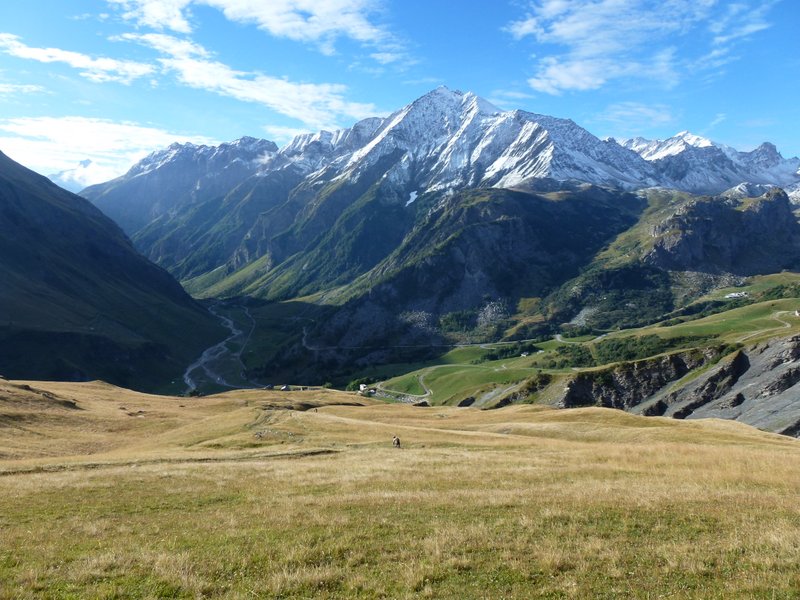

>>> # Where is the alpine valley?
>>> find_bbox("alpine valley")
[6,87,800,433]
[0,150,226,391]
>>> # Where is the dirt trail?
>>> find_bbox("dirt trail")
[736,310,796,343]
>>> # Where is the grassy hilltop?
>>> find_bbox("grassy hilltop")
[1,379,799,598]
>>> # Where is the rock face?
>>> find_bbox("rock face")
[648,335,800,436]
[555,335,800,436]
[559,350,715,410]
[645,189,800,275]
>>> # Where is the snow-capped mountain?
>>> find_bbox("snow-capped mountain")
[82,136,278,235]
[85,88,800,225]
[620,131,800,194]
[82,86,800,296]
[281,87,659,193]
[129,135,277,178]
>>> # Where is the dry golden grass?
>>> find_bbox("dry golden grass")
[1,378,799,598]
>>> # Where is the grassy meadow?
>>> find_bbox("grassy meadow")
[1,378,799,598]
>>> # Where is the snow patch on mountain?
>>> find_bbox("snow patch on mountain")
[129,137,278,180]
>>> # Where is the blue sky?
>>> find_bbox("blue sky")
[0,0,797,187]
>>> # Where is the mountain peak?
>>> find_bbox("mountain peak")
[412,87,499,116]
[674,131,714,148]
[620,131,716,161]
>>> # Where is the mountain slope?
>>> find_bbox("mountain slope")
[542,187,800,331]
[0,150,225,390]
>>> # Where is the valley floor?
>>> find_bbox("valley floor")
[1,379,799,598]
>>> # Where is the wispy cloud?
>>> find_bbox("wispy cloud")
[707,112,727,130]
[0,82,47,95]
[262,125,313,144]
[401,76,442,86]
[0,116,216,186]
[507,0,776,95]
[121,32,378,130]
[107,0,193,34]
[743,117,778,128]
[694,0,778,70]
[709,1,776,44]
[108,0,400,57]
[0,33,154,84]
[487,88,536,110]
[595,102,677,136]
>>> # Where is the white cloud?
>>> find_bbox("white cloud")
[0,116,215,186]
[710,1,776,44]
[0,33,154,84]
[707,112,727,129]
[370,52,404,65]
[487,88,536,110]
[693,0,777,72]
[262,125,313,144]
[48,160,124,192]
[0,82,46,95]
[108,0,396,55]
[107,0,193,34]
[507,0,774,95]
[595,102,677,136]
[122,33,378,130]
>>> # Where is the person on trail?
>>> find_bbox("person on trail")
[392,435,401,449]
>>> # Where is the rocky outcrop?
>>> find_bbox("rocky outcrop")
[558,349,716,410]
[556,335,800,437]
[645,189,800,275]
[652,335,800,435]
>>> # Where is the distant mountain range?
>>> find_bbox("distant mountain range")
[618,131,800,195]
[77,87,800,381]
[0,150,224,390]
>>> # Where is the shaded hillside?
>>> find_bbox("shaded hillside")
[0,151,225,391]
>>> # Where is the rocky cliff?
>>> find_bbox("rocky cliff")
[554,334,800,436]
